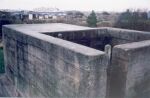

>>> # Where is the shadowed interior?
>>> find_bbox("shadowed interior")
[44,31,112,51]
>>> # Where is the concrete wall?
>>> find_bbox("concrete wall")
[107,28,150,46]
[44,27,150,98]
[107,40,150,98]
[2,24,150,98]
[45,28,150,51]
[2,26,108,98]
[44,28,109,51]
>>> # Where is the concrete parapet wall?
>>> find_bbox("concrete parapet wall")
[107,40,150,98]
[2,25,108,98]
[2,23,150,98]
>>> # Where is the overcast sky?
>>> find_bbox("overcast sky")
[0,0,150,12]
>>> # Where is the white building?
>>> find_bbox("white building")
[28,14,33,20]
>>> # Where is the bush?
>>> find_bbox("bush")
[115,9,150,31]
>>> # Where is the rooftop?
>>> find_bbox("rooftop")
[4,23,93,33]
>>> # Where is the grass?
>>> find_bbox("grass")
[0,47,4,73]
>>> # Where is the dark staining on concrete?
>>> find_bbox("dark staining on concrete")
[1,23,150,98]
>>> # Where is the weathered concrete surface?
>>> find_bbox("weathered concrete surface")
[2,23,150,98]
[2,23,108,98]
[4,23,92,33]
[44,29,109,51]
[107,40,150,98]
[0,74,20,97]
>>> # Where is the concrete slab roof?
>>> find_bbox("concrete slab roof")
[4,23,94,33]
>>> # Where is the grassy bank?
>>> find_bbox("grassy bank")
[0,48,4,73]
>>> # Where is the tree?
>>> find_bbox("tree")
[87,10,97,27]
[114,9,150,31]
[0,11,13,39]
